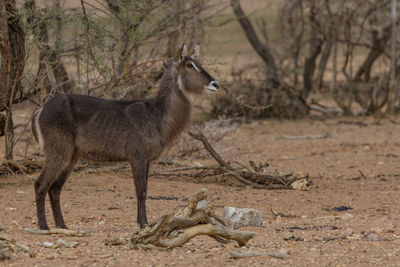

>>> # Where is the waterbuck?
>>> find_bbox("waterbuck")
[31,44,219,230]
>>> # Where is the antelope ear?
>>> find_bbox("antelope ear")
[174,43,188,62]
[192,44,200,58]
[182,44,188,58]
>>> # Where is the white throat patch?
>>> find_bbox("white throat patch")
[177,75,194,101]
[177,75,184,91]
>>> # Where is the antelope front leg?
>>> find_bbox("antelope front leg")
[131,160,149,227]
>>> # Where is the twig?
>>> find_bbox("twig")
[24,228,87,237]
[280,133,330,140]
[0,231,30,252]
[188,131,228,168]
[229,250,289,259]
[359,170,368,179]
[221,84,271,111]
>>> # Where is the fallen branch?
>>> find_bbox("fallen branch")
[279,133,330,140]
[25,228,87,237]
[229,250,289,259]
[0,230,30,260]
[129,188,254,250]
[186,130,305,189]
[0,160,43,175]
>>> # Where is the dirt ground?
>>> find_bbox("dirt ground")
[1,115,400,266]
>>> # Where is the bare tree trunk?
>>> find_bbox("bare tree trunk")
[25,0,72,96]
[355,23,392,82]
[4,109,14,159]
[387,0,398,114]
[231,0,309,119]
[285,0,305,89]
[302,3,323,100]
[0,0,25,160]
[231,0,279,85]
[316,24,334,91]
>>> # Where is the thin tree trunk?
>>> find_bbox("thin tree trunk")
[302,2,323,100]
[0,0,25,160]
[316,24,334,91]
[231,0,279,85]
[25,0,72,95]
[355,24,392,82]
[387,0,398,114]
[5,109,14,160]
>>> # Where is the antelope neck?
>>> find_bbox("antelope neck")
[153,62,192,145]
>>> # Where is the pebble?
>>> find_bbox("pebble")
[43,242,55,248]
[370,227,383,234]
[46,253,57,259]
[346,234,361,240]
[279,248,289,255]
[343,229,354,237]
[364,232,380,241]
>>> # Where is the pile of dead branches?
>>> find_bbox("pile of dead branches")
[0,230,30,261]
[0,160,43,176]
[129,188,254,250]
[155,131,309,190]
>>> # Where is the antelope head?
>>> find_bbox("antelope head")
[174,43,219,94]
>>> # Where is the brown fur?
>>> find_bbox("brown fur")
[31,45,218,229]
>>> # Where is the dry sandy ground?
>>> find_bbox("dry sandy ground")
[1,116,400,266]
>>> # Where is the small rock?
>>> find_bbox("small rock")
[45,253,57,259]
[279,248,289,255]
[315,236,325,242]
[224,207,263,229]
[196,200,208,210]
[364,231,380,241]
[370,227,383,234]
[334,213,353,220]
[332,206,352,212]
[346,234,361,240]
[291,179,311,191]
[57,239,79,248]
[343,228,354,237]
[42,242,55,248]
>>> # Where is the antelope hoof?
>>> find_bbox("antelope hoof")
[39,224,50,230]
[138,220,148,229]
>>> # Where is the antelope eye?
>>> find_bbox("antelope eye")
[186,63,193,68]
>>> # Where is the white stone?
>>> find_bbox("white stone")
[196,200,208,210]
[223,207,263,229]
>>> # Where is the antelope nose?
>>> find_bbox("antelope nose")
[211,81,219,90]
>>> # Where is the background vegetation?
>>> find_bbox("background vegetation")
[0,0,399,160]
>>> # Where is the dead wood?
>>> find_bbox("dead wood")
[279,133,330,140]
[0,230,30,260]
[0,160,43,175]
[229,250,289,259]
[129,188,254,250]
[186,130,305,189]
[24,228,87,237]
